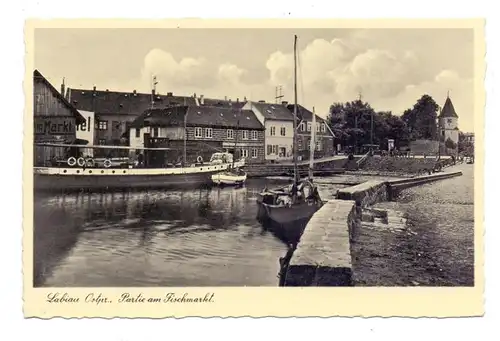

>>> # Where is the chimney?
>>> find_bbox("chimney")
[167,92,173,97]
[93,86,96,91]
[282,101,288,106]
[60,78,65,96]
[133,90,137,96]
[193,93,197,98]
[236,98,239,103]
[200,95,204,105]
[106,89,109,92]
[244,96,247,101]
[224,96,227,101]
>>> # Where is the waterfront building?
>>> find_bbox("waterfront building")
[463,132,474,144]
[242,101,295,162]
[438,94,459,146]
[64,87,196,154]
[33,70,86,166]
[196,94,247,109]
[127,105,265,166]
[286,104,335,159]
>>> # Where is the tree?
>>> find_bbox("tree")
[401,94,439,140]
[458,131,474,156]
[326,100,409,152]
[445,137,457,150]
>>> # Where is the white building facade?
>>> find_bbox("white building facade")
[243,101,295,161]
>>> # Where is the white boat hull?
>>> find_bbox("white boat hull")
[211,171,247,186]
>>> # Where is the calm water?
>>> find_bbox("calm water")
[351,163,475,286]
[34,178,345,287]
[33,166,474,287]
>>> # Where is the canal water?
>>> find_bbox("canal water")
[351,163,475,286]
[34,177,348,287]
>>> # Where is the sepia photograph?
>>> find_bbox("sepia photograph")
[23,19,484,317]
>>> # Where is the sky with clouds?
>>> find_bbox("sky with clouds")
[35,28,475,132]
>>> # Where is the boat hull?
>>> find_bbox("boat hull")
[261,202,321,226]
[33,160,244,193]
[211,172,247,186]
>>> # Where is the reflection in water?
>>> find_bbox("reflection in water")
[34,167,473,287]
[35,179,340,287]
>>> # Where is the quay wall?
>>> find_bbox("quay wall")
[283,200,359,286]
[245,156,349,177]
[283,170,463,287]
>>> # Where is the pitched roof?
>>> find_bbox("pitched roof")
[286,104,326,123]
[199,98,247,109]
[130,106,265,130]
[33,70,86,125]
[248,101,295,121]
[439,97,458,118]
[66,88,197,115]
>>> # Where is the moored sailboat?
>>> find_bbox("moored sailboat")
[256,35,324,228]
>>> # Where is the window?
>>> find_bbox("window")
[251,148,258,158]
[447,118,453,125]
[242,130,249,140]
[307,122,311,132]
[98,139,106,145]
[316,139,322,151]
[270,126,276,136]
[320,123,326,133]
[299,122,306,132]
[195,127,203,138]
[251,130,258,140]
[316,122,321,132]
[98,120,108,130]
[267,145,273,155]
[135,128,140,138]
[298,138,303,151]
[205,128,213,138]
[112,121,120,131]
[152,127,159,137]
[280,127,286,136]
[227,129,234,139]
[272,145,278,154]
[241,149,249,158]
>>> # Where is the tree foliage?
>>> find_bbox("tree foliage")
[458,132,474,156]
[445,137,457,150]
[326,99,408,151]
[401,94,439,140]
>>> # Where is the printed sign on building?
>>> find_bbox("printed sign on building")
[34,116,76,136]
[76,110,95,157]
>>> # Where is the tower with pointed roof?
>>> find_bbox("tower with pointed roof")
[438,94,459,146]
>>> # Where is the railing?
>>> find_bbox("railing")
[356,151,371,167]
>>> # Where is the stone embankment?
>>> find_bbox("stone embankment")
[283,200,358,286]
[282,169,463,287]
[245,156,349,177]
[360,156,454,175]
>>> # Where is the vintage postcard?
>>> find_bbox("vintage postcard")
[23,18,485,318]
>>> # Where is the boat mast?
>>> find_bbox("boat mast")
[308,107,316,180]
[293,34,299,184]
[233,108,239,168]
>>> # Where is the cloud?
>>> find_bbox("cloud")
[104,41,476,132]
[217,63,247,85]
[371,70,474,132]
[140,48,214,89]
